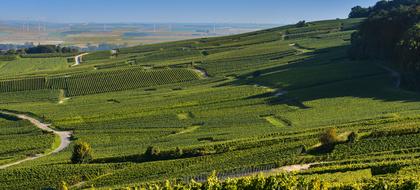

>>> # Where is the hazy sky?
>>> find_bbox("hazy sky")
[0,0,378,24]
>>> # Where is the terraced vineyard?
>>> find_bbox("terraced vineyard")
[0,16,419,190]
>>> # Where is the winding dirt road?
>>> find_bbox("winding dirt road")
[0,111,72,169]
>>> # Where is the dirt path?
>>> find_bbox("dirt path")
[0,111,72,169]
[289,43,312,54]
[273,163,318,172]
[72,53,89,67]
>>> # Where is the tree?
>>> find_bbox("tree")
[396,25,420,72]
[349,0,420,90]
[295,20,307,28]
[71,141,93,164]
[348,6,370,18]
[26,45,57,54]
[319,128,339,146]
[25,45,78,54]
[201,50,209,56]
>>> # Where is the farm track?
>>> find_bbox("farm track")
[72,53,89,66]
[0,111,72,169]
[289,43,312,54]
[193,67,209,78]
[201,162,323,183]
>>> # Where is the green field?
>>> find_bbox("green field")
[0,18,419,189]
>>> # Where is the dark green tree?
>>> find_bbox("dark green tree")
[348,6,370,18]
[295,20,307,28]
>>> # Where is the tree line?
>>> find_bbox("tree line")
[348,0,420,90]
[1,45,79,55]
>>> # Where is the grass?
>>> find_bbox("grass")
[263,116,286,128]
[0,18,419,189]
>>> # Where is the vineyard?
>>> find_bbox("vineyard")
[0,57,69,77]
[0,16,420,190]
[0,68,201,96]
[0,116,54,166]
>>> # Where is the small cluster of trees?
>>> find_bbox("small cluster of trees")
[26,45,79,54]
[348,6,370,18]
[295,20,307,28]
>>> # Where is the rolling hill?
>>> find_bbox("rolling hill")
[0,16,419,189]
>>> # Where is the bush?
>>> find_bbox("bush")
[145,146,161,158]
[70,141,93,164]
[201,50,209,56]
[172,147,183,158]
[319,128,339,146]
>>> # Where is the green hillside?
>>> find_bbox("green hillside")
[0,16,419,189]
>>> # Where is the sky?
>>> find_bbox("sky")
[0,0,378,24]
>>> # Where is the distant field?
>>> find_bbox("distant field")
[0,22,275,47]
[0,18,420,189]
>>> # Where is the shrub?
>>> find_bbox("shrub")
[173,147,183,158]
[145,146,161,158]
[347,132,358,143]
[70,141,93,164]
[319,128,339,146]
